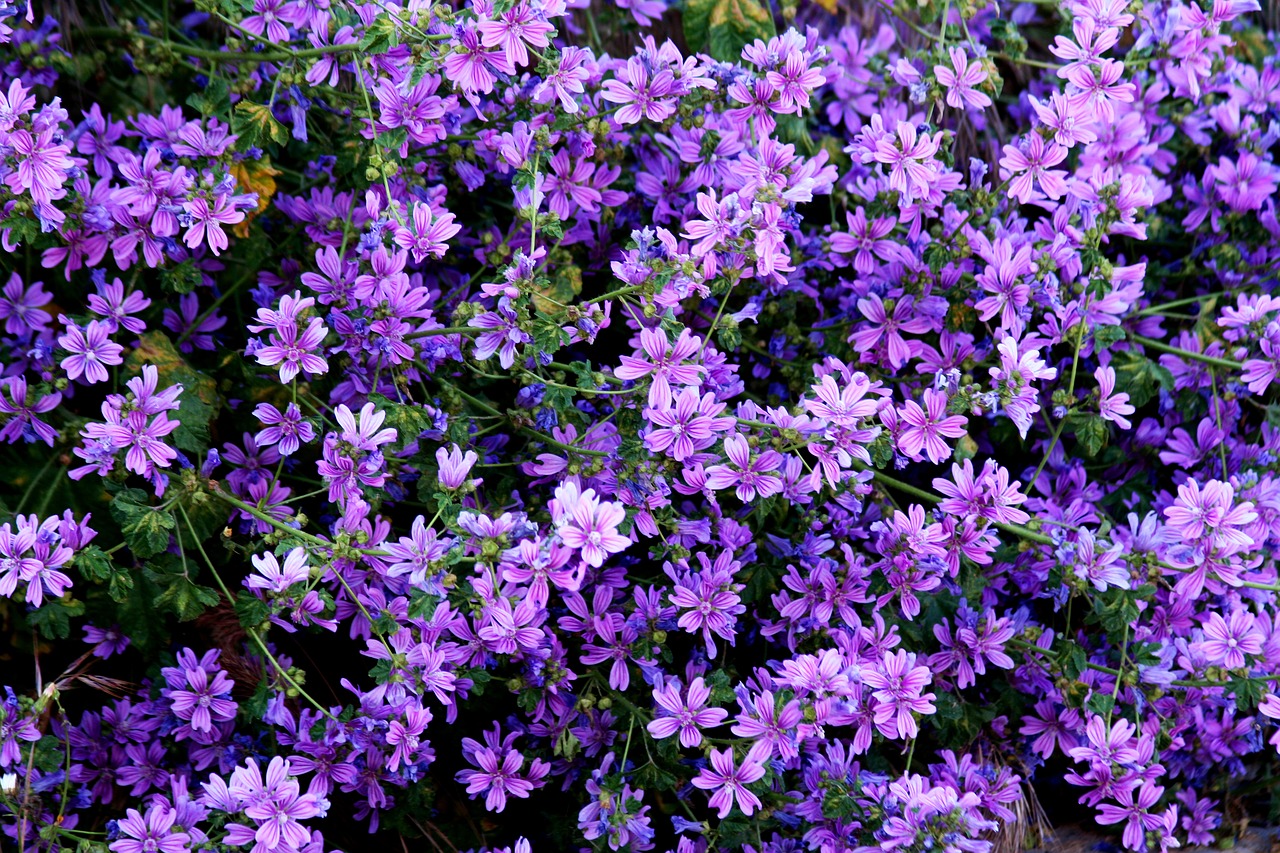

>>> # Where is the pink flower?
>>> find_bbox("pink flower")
[1162,478,1257,555]
[1198,610,1263,669]
[999,134,1069,204]
[872,120,941,201]
[691,748,766,818]
[934,47,991,109]
[616,327,704,409]
[896,388,968,464]
[646,677,728,748]
[706,434,784,503]
[394,202,461,263]
[554,484,630,568]
[862,649,936,740]
[1095,366,1135,430]
[183,195,245,256]
[601,56,677,125]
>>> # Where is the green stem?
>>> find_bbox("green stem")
[177,503,340,721]
[1129,334,1243,370]
[210,484,390,556]
[405,326,482,340]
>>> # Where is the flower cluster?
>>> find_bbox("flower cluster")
[1,0,1279,852]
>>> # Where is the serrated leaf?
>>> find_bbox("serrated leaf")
[186,76,230,118]
[707,0,776,64]
[126,331,222,453]
[232,101,289,150]
[1075,414,1108,458]
[74,545,135,602]
[28,596,85,639]
[180,488,230,545]
[1093,323,1126,352]
[145,555,220,621]
[235,591,271,629]
[1086,692,1115,716]
[684,0,716,51]
[358,15,400,54]
[0,213,40,246]
[110,489,176,559]
[230,156,281,238]
[161,261,203,295]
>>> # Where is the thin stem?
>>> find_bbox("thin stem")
[177,503,340,721]
[211,484,390,556]
[1129,334,1243,370]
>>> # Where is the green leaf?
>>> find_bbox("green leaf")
[683,0,716,53]
[180,487,229,546]
[125,331,222,453]
[376,127,408,152]
[1093,324,1127,352]
[232,101,289,150]
[110,489,176,559]
[707,0,776,64]
[73,545,135,602]
[0,213,41,246]
[28,596,86,639]
[1074,414,1108,458]
[531,314,568,357]
[1086,692,1115,716]
[368,394,433,454]
[144,554,220,621]
[186,76,230,118]
[235,591,271,630]
[358,15,400,54]
[161,261,203,295]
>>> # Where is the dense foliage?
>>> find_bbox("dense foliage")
[1,0,1279,850]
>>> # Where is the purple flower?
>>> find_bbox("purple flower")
[0,273,52,335]
[59,318,124,384]
[554,483,630,568]
[108,804,190,853]
[386,705,433,772]
[934,47,991,109]
[393,202,461,263]
[227,756,328,851]
[248,547,310,594]
[602,56,677,125]
[862,650,937,740]
[1095,366,1135,430]
[253,402,316,456]
[872,121,942,201]
[161,650,238,738]
[105,410,181,479]
[1197,610,1262,669]
[0,375,60,446]
[88,276,151,334]
[455,739,549,813]
[616,327,704,409]
[436,444,480,491]
[644,386,734,461]
[1096,781,1165,851]
[999,134,1069,204]
[896,388,968,464]
[5,126,73,204]
[469,303,530,369]
[706,435,784,502]
[183,194,245,256]
[83,623,130,658]
[646,677,728,748]
[1163,479,1256,555]
[257,317,329,384]
[691,748,765,819]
